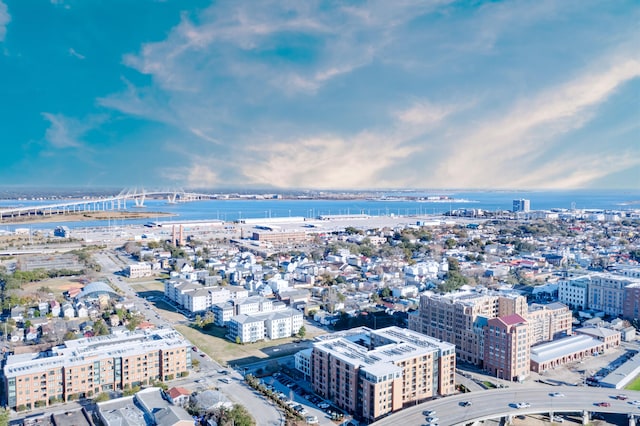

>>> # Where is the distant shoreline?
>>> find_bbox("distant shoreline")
[0,210,175,225]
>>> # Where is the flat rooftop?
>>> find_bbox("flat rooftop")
[314,326,454,371]
[4,328,190,377]
[531,334,602,364]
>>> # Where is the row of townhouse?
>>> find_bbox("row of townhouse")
[2,329,191,410]
[408,288,573,382]
[296,326,455,424]
[558,272,640,319]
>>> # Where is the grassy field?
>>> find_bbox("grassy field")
[175,324,304,367]
[626,374,640,391]
[129,279,166,291]
[15,277,85,300]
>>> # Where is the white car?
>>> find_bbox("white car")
[550,392,565,397]
[515,402,531,409]
[552,415,564,423]
[630,400,640,405]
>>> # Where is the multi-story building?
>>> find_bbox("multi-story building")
[164,278,249,314]
[182,287,231,313]
[252,230,308,245]
[512,199,530,213]
[309,327,455,423]
[588,273,640,316]
[409,290,527,365]
[227,308,303,343]
[483,314,529,381]
[558,276,590,310]
[295,348,313,381]
[527,302,572,345]
[228,315,265,343]
[623,284,640,321]
[126,262,152,278]
[2,329,191,410]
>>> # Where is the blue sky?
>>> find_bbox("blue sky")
[0,0,638,190]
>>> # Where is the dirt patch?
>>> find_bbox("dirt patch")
[15,277,87,299]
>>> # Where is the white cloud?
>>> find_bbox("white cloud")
[68,48,85,59]
[0,1,10,42]
[241,130,419,189]
[509,152,640,189]
[42,113,104,149]
[431,56,640,189]
[396,101,458,127]
[96,0,639,189]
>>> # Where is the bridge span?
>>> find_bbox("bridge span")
[0,188,217,221]
[371,387,640,426]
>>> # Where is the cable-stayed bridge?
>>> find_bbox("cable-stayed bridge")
[0,188,216,221]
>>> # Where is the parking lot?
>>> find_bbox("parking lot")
[260,372,351,426]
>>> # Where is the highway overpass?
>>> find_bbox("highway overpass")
[371,387,640,426]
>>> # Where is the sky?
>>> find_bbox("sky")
[0,0,638,191]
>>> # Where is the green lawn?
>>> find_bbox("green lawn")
[175,324,301,367]
[626,374,640,391]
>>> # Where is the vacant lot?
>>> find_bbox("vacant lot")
[130,279,165,291]
[175,324,322,367]
[15,277,86,300]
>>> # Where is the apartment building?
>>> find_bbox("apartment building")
[623,284,640,321]
[483,314,530,382]
[164,278,249,314]
[309,326,455,423]
[126,262,152,278]
[527,302,572,345]
[588,273,640,316]
[409,290,527,365]
[558,276,590,310]
[228,308,303,343]
[2,329,191,410]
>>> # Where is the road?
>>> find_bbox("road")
[92,250,286,425]
[372,387,640,426]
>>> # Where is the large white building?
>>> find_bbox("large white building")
[164,278,248,314]
[558,276,590,310]
[558,273,640,317]
[227,308,303,343]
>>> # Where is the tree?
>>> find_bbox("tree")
[63,331,77,341]
[298,325,306,339]
[93,392,110,403]
[447,257,460,272]
[444,238,457,249]
[93,320,109,336]
[380,287,392,298]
